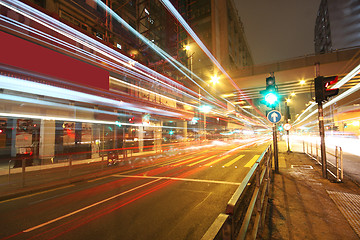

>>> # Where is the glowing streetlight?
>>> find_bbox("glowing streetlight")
[290,92,296,97]
[300,80,306,85]
[211,75,220,85]
[184,45,190,51]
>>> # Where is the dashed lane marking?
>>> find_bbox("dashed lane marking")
[113,174,241,186]
[187,155,217,167]
[223,155,245,167]
[244,155,260,168]
[204,154,232,167]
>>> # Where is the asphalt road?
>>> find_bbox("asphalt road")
[0,139,270,240]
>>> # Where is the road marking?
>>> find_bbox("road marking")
[114,174,241,186]
[244,155,260,168]
[23,179,161,232]
[223,155,245,167]
[0,185,74,204]
[187,155,217,167]
[204,154,231,167]
[87,175,113,183]
[171,155,205,167]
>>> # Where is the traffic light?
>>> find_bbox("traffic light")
[314,76,339,103]
[260,76,279,107]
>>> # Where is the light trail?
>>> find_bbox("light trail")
[94,0,226,109]
[0,0,219,109]
[159,0,265,118]
[0,0,267,127]
[293,64,360,127]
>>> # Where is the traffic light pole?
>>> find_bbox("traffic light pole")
[317,102,327,178]
[273,123,279,173]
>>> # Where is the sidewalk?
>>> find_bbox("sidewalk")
[263,141,360,239]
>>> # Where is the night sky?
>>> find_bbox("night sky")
[235,0,321,65]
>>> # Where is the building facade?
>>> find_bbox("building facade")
[183,0,253,82]
[315,0,360,54]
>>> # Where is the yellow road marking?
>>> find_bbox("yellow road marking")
[244,155,260,168]
[0,185,74,204]
[187,155,217,167]
[171,155,206,167]
[223,155,245,167]
[204,154,232,167]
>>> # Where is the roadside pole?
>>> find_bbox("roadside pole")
[317,101,327,178]
[267,110,281,173]
[273,123,279,173]
[314,63,339,179]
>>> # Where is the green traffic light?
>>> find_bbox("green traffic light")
[265,92,278,105]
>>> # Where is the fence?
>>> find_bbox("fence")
[201,145,272,240]
[303,141,343,182]
[0,141,195,194]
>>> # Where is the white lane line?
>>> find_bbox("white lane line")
[23,178,161,232]
[113,174,241,186]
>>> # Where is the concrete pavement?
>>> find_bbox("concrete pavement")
[262,141,360,239]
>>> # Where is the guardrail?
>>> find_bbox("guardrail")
[201,145,273,240]
[303,141,343,182]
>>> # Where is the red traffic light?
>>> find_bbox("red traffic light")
[314,76,339,103]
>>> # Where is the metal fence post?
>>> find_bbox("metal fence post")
[335,146,339,182]
[8,160,11,184]
[303,141,305,153]
[22,158,26,188]
[69,156,72,177]
[316,143,319,161]
[340,147,343,181]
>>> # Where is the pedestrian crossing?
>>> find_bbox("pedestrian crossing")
[164,153,262,168]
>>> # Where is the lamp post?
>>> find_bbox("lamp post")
[199,105,212,140]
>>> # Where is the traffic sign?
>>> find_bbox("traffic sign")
[267,110,282,123]
[283,123,292,131]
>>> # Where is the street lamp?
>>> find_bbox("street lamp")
[199,105,212,140]
[211,74,220,85]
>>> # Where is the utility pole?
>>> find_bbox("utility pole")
[314,63,339,178]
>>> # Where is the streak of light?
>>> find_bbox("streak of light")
[0,0,223,109]
[0,111,185,130]
[1,14,203,109]
[293,64,360,127]
[0,93,130,118]
[110,76,197,109]
[23,179,163,232]
[94,0,226,109]
[0,75,174,116]
[159,0,265,118]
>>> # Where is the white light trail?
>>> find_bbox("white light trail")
[94,0,226,109]
[0,75,182,117]
[293,64,360,127]
[0,0,213,108]
[159,0,263,117]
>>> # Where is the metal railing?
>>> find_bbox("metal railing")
[201,145,273,240]
[303,141,343,182]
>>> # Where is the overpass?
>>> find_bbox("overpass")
[219,48,360,124]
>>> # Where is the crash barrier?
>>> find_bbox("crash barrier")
[201,145,273,240]
[303,141,343,182]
